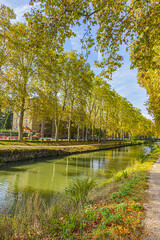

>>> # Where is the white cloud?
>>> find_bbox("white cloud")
[69,29,84,53]
[70,37,82,53]
[6,1,41,23]
[143,112,153,120]
[14,4,32,22]
[0,0,12,7]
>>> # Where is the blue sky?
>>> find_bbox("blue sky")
[1,0,152,119]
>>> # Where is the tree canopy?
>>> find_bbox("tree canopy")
[0,2,159,140]
[27,0,159,73]
[26,0,160,128]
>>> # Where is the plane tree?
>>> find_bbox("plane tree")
[64,51,93,141]
[135,46,160,131]
[0,5,15,114]
[0,22,36,141]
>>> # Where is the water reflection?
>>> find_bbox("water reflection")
[0,144,153,212]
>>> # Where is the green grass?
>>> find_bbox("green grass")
[0,139,130,146]
[0,148,159,239]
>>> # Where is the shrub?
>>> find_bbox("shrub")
[65,177,97,206]
[115,170,128,182]
[136,149,147,163]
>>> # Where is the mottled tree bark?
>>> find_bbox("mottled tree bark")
[77,122,80,141]
[41,120,45,138]
[85,127,88,141]
[18,107,25,142]
[55,119,59,142]
[68,118,71,142]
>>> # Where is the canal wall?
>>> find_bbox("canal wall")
[0,141,140,166]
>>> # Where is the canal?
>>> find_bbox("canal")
[0,143,157,212]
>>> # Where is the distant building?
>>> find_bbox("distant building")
[12,112,56,137]
[12,112,74,138]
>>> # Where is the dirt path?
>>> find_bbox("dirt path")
[142,156,160,239]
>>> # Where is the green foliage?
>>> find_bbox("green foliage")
[111,175,146,200]
[98,212,122,227]
[3,111,13,130]
[136,149,147,163]
[115,170,128,182]
[130,136,137,143]
[152,145,160,154]
[82,205,97,221]
[116,203,127,211]
[130,202,144,211]
[0,112,7,129]
[0,130,17,133]
[65,177,97,206]
[0,157,4,163]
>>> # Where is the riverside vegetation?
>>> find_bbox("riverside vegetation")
[0,145,160,239]
[0,139,144,165]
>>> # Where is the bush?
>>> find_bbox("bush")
[65,177,97,206]
[130,136,137,143]
[136,149,147,163]
[115,170,128,182]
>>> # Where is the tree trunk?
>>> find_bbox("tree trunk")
[85,127,88,141]
[99,127,101,142]
[18,108,25,142]
[55,119,59,142]
[106,128,108,140]
[51,118,55,138]
[41,120,45,139]
[68,118,71,142]
[92,124,95,141]
[122,130,124,140]
[18,74,27,142]
[77,123,80,141]
[115,131,117,140]
[116,131,119,140]
[112,131,114,140]
[82,128,85,140]
[103,129,106,142]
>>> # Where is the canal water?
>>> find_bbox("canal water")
[0,143,158,212]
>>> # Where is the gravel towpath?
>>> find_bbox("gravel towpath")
[142,156,160,239]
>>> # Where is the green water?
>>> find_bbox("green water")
[0,144,153,211]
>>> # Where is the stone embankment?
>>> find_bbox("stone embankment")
[0,141,134,165]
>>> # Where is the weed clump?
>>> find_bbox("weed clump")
[65,177,97,207]
[136,149,148,163]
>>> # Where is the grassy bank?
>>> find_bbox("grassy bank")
[0,140,137,165]
[0,145,160,239]
[0,139,144,147]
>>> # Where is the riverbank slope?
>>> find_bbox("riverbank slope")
[0,140,139,165]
